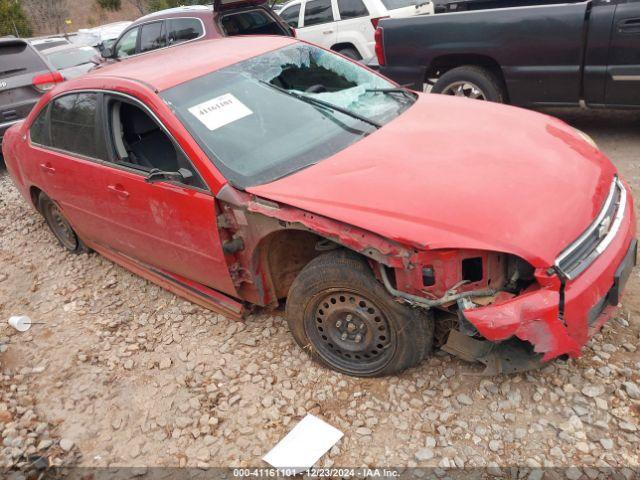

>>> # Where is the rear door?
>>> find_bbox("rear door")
[604,0,640,106]
[0,40,53,142]
[28,92,113,243]
[299,0,338,49]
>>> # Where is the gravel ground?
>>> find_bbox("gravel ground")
[0,108,639,476]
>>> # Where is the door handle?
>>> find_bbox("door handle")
[107,184,130,199]
[39,163,55,174]
[322,30,333,34]
[618,17,640,34]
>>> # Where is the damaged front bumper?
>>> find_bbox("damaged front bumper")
[444,180,637,374]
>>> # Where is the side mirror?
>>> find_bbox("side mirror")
[101,46,113,59]
[145,168,194,184]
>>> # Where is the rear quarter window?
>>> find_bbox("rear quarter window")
[30,106,51,146]
[0,42,49,78]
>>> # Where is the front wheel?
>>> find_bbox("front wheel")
[286,250,434,377]
[432,66,506,103]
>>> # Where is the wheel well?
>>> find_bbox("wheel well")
[331,43,362,58]
[428,55,507,95]
[29,186,42,211]
[254,230,325,301]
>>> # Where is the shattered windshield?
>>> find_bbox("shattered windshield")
[161,43,415,188]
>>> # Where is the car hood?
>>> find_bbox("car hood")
[247,94,616,267]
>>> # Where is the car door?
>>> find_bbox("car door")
[86,94,236,296]
[604,0,640,106]
[299,0,338,49]
[28,92,115,244]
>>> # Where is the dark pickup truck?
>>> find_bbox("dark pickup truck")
[375,0,640,108]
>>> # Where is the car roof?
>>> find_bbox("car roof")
[134,5,213,24]
[87,36,297,92]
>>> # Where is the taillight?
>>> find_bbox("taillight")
[370,16,389,29]
[374,27,385,66]
[32,71,64,92]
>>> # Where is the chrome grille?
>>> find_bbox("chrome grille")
[555,177,626,280]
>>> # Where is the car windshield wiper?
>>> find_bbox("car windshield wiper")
[259,80,381,129]
[366,88,415,101]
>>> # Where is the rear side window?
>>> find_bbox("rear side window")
[280,4,301,27]
[0,42,48,79]
[50,93,107,160]
[337,0,369,18]
[167,18,204,45]
[221,10,286,36]
[139,21,166,53]
[304,0,334,26]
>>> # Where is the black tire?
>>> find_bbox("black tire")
[432,66,506,103]
[336,47,362,61]
[38,192,88,254]
[286,250,434,377]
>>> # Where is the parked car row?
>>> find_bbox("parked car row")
[2,26,637,377]
[374,0,640,109]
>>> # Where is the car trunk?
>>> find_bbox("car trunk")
[0,41,52,136]
[214,0,295,37]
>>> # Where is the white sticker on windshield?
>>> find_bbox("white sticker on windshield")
[188,93,253,131]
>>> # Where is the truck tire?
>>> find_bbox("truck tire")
[286,249,434,377]
[432,66,506,103]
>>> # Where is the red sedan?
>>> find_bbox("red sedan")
[2,36,636,377]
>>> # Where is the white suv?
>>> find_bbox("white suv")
[279,0,433,60]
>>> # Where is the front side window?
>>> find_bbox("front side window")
[107,99,206,189]
[167,18,204,45]
[221,10,287,36]
[114,27,139,58]
[139,21,166,53]
[161,43,415,188]
[280,4,301,27]
[303,0,334,26]
[337,0,369,19]
[49,93,106,160]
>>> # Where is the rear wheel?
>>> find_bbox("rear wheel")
[432,66,506,103]
[336,47,362,61]
[38,193,87,253]
[286,250,434,377]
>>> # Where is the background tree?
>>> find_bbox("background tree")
[0,0,32,37]
[21,0,69,34]
[96,0,209,15]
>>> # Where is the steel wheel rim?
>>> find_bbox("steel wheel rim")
[306,290,395,374]
[47,203,77,250]
[441,81,486,100]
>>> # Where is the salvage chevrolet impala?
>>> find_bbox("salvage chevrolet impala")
[2,37,636,377]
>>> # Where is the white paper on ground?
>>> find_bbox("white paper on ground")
[188,93,252,131]
[262,414,343,472]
